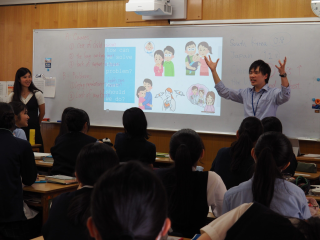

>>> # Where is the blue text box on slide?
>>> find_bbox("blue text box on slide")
[104,47,136,103]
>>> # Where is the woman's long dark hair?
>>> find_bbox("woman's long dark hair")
[12,68,41,102]
[252,132,293,207]
[230,117,263,174]
[168,129,204,221]
[67,143,119,226]
[55,107,76,144]
[91,161,167,240]
[123,107,149,139]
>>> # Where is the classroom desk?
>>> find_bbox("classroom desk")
[35,160,53,168]
[294,171,320,181]
[155,157,174,164]
[23,182,78,224]
[307,195,320,201]
[297,156,320,171]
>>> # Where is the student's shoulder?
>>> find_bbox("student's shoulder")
[225,179,252,197]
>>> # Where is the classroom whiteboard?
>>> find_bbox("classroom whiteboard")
[33,23,320,139]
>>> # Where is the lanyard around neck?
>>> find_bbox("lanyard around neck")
[252,90,264,117]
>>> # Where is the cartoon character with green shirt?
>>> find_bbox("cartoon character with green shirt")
[163,46,175,77]
[185,41,197,75]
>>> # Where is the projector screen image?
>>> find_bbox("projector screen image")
[104,37,223,116]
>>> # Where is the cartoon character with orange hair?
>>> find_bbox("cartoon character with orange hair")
[163,88,176,112]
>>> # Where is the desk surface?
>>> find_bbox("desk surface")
[307,195,320,201]
[23,182,78,193]
[31,144,42,148]
[294,171,320,180]
[35,160,53,168]
[297,156,320,162]
[155,157,174,164]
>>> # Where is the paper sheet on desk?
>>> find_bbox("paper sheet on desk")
[303,154,320,158]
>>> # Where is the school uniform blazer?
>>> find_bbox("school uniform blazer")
[0,129,37,223]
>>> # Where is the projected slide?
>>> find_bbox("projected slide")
[104,37,222,116]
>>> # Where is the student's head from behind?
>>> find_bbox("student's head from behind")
[0,102,15,130]
[230,117,263,174]
[192,86,198,95]
[154,50,164,65]
[198,42,212,57]
[123,107,149,139]
[261,117,283,133]
[87,161,170,240]
[9,101,29,128]
[136,86,146,98]
[170,129,204,168]
[68,142,119,227]
[252,132,293,207]
[143,79,152,92]
[249,60,271,85]
[66,108,90,134]
[206,91,215,105]
[185,41,196,55]
[164,46,175,61]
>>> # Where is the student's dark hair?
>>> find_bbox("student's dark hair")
[296,217,320,240]
[198,41,212,54]
[66,108,90,132]
[230,117,263,174]
[252,132,293,207]
[68,143,119,227]
[261,116,283,133]
[185,41,196,49]
[249,60,271,83]
[12,68,42,102]
[169,129,204,220]
[91,161,167,240]
[55,107,76,144]
[143,78,153,86]
[154,50,164,65]
[192,86,198,90]
[164,46,175,55]
[8,101,27,121]
[136,86,146,98]
[123,107,149,139]
[0,103,15,130]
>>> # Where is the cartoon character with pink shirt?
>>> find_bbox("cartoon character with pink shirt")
[198,41,212,76]
[154,50,164,76]
[136,86,147,110]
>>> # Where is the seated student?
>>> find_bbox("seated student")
[87,161,171,240]
[211,117,263,189]
[51,108,97,176]
[43,143,119,240]
[9,101,29,140]
[114,107,156,166]
[198,202,320,240]
[0,103,39,240]
[262,116,297,176]
[155,129,226,238]
[223,132,311,219]
[54,107,76,144]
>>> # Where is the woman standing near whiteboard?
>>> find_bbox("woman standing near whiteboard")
[9,67,45,152]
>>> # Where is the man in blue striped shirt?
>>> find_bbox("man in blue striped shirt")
[205,57,290,119]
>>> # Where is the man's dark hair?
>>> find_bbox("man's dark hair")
[143,78,152,86]
[185,41,196,50]
[164,46,175,55]
[249,60,271,83]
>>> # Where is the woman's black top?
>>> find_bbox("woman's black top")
[211,147,255,190]
[156,168,208,238]
[114,132,156,165]
[42,187,93,240]
[51,132,97,176]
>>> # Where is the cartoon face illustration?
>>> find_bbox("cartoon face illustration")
[198,45,209,57]
[164,50,174,61]
[192,88,198,95]
[185,44,196,56]
[206,92,216,105]
[154,53,163,65]
[199,90,204,98]
[143,82,152,92]
[145,42,154,51]
[192,54,201,62]
[138,89,146,98]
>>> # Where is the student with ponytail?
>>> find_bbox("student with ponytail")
[211,117,263,189]
[43,142,119,240]
[87,161,171,240]
[156,129,226,238]
[223,132,311,219]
